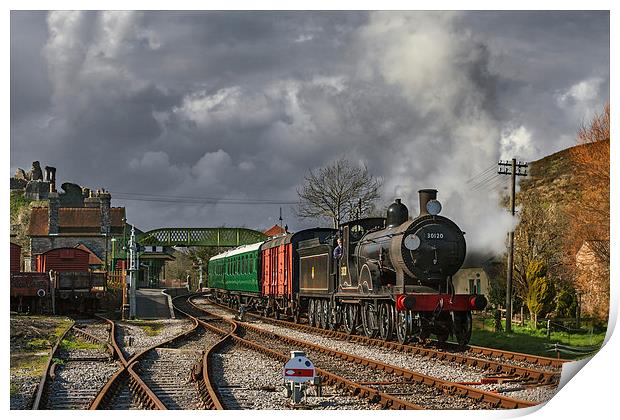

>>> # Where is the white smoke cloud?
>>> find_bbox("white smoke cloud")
[356,12,514,257]
[500,125,538,161]
[556,77,604,122]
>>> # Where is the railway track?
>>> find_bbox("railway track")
[175,293,415,409]
[33,320,119,410]
[194,296,563,385]
[187,294,538,409]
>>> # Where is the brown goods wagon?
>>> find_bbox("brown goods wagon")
[35,247,90,273]
[56,271,107,290]
[260,228,337,299]
[10,242,21,273]
[10,273,50,297]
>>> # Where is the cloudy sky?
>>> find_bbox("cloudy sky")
[10,11,609,254]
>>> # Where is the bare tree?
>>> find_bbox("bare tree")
[568,103,610,264]
[297,158,382,228]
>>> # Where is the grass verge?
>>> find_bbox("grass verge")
[470,316,605,359]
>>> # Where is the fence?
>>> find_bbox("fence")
[160,278,189,289]
[545,342,599,359]
[107,269,127,291]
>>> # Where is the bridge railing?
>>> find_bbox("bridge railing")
[137,227,266,247]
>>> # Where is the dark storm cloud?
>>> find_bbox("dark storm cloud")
[10,11,609,254]
[10,11,51,121]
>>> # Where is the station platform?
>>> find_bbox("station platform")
[135,288,173,319]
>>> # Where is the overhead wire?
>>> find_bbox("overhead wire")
[465,164,496,184]
[471,173,502,191]
[109,191,297,205]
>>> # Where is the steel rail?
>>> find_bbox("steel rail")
[179,294,422,409]
[89,316,169,410]
[31,320,75,410]
[238,320,537,409]
[465,345,566,369]
[172,294,232,410]
[182,296,428,410]
[193,297,538,409]
[204,297,563,382]
[244,312,561,384]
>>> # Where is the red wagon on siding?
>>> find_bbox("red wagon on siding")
[35,247,90,273]
[10,242,21,273]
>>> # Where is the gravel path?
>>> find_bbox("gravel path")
[212,342,382,410]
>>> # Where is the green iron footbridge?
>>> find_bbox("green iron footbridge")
[136,227,266,247]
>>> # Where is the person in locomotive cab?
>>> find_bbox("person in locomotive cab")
[333,237,343,260]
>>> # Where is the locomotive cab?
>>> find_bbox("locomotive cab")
[337,217,385,292]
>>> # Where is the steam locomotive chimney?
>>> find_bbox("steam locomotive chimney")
[418,189,437,217]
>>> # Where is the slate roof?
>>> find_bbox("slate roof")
[28,207,126,236]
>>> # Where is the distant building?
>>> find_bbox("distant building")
[576,240,610,320]
[452,267,490,296]
[263,224,287,237]
[27,189,125,271]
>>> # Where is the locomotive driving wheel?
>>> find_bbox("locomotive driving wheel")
[320,300,330,329]
[308,299,316,327]
[378,303,395,341]
[452,311,472,346]
[361,302,378,338]
[316,300,326,329]
[396,309,411,344]
[342,304,359,335]
[327,301,339,330]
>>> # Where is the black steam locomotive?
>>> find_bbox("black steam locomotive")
[297,189,486,345]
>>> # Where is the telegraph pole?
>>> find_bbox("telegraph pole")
[498,158,528,332]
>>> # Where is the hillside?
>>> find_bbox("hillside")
[517,142,594,207]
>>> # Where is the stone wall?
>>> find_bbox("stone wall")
[24,180,51,200]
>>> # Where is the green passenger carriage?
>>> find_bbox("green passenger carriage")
[207,242,263,293]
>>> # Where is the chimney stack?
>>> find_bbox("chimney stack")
[49,167,56,192]
[48,192,60,234]
[45,166,57,192]
[84,190,100,208]
[99,189,111,235]
[418,189,437,217]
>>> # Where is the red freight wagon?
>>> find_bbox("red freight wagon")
[35,247,90,273]
[259,228,337,314]
[261,235,294,298]
[10,242,21,273]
